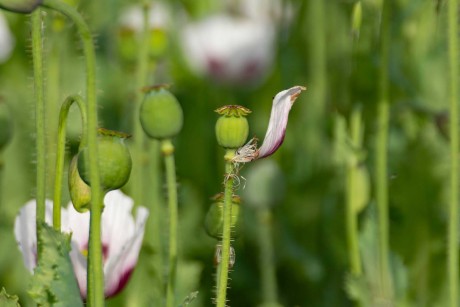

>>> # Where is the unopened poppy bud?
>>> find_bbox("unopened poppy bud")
[140,85,183,139]
[204,193,242,239]
[0,100,13,151]
[78,128,132,191]
[215,105,250,149]
[68,156,91,213]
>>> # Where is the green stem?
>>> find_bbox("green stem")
[448,0,459,305]
[41,0,104,305]
[162,139,178,307]
[52,95,87,230]
[257,208,279,305]
[132,1,151,207]
[216,150,236,307]
[375,0,393,301]
[346,110,363,276]
[31,9,46,258]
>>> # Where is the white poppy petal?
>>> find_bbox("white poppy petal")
[14,199,55,272]
[0,12,14,63]
[257,85,306,159]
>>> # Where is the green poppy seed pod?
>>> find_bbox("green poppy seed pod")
[204,193,242,240]
[78,128,132,191]
[215,105,251,149]
[0,100,13,151]
[68,156,91,213]
[140,85,183,139]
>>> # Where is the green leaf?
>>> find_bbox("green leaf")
[28,222,83,307]
[0,288,20,307]
[0,0,41,13]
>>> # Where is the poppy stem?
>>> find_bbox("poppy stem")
[53,95,88,231]
[31,8,46,259]
[216,150,236,307]
[40,0,104,305]
[375,0,393,302]
[162,139,178,307]
[447,0,459,305]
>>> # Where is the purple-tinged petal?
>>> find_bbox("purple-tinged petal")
[103,192,148,297]
[14,199,55,272]
[257,85,306,159]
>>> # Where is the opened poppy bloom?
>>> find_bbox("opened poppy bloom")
[233,85,306,163]
[14,190,149,298]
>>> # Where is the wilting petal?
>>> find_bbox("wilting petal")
[14,199,55,272]
[257,86,306,159]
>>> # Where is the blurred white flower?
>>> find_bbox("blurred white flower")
[181,14,275,85]
[14,190,149,298]
[0,12,14,63]
[119,2,170,31]
[233,86,306,162]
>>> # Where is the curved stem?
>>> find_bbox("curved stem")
[31,8,46,258]
[216,150,236,307]
[161,139,178,307]
[53,95,87,230]
[448,0,459,305]
[40,0,103,305]
[375,0,393,301]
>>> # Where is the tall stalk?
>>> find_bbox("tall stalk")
[375,0,393,302]
[40,0,104,305]
[31,9,46,258]
[346,110,363,276]
[132,1,151,207]
[161,139,178,307]
[447,0,459,305]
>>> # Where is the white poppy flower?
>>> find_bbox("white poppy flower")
[0,12,14,63]
[181,14,275,85]
[14,190,149,298]
[233,86,306,163]
[119,2,170,31]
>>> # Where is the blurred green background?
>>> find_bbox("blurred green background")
[0,0,454,306]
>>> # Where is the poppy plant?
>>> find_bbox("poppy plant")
[14,190,149,298]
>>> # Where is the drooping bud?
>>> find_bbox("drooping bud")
[215,105,250,149]
[0,99,13,151]
[68,156,91,213]
[204,193,242,239]
[140,85,183,139]
[78,128,132,191]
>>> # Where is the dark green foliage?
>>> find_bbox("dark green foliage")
[28,222,83,307]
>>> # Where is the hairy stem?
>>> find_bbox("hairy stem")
[41,0,104,305]
[162,139,178,307]
[216,150,236,307]
[448,0,459,305]
[53,95,87,230]
[31,9,46,258]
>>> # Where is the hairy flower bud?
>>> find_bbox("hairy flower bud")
[140,85,183,139]
[68,156,91,213]
[204,193,241,239]
[78,128,132,191]
[215,105,250,149]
